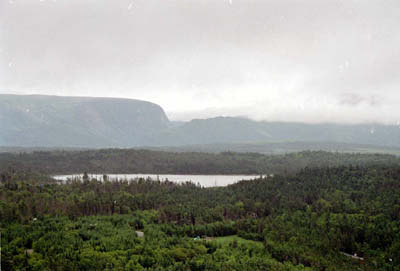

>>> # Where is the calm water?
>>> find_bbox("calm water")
[53,174,261,187]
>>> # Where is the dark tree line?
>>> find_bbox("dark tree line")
[0,149,398,175]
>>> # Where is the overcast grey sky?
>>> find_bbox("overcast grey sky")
[1,0,399,123]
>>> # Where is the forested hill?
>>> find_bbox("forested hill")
[1,149,398,175]
[1,164,400,270]
[1,94,400,148]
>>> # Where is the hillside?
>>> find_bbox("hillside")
[1,95,399,148]
[157,117,400,147]
[0,94,169,147]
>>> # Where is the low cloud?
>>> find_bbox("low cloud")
[1,0,399,124]
[339,93,382,107]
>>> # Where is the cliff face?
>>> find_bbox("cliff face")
[0,94,170,147]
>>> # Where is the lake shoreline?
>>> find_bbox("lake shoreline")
[52,173,264,187]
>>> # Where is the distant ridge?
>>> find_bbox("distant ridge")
[0,94,170,147]
[153,116,400,148]
[1,94,399,148]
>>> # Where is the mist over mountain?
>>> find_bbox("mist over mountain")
[159,117,400,147]
[1,94,399,148]
[0,94,169,147]
[3,0,400,124]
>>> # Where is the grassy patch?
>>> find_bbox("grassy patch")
[214,235,263,247]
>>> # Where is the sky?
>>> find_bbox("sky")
[1,0,400,124]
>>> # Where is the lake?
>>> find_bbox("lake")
[52,174,261,187]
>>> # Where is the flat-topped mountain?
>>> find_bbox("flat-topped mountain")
[0,94,169,147]
[1,94,399,148]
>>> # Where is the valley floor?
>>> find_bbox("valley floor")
[1,152,399,270]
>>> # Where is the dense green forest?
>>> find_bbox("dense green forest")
[1,157,400,270]
[150,141,400,156]
[1,149,399,175]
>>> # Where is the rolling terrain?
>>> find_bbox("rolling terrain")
[1,94,399,149]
